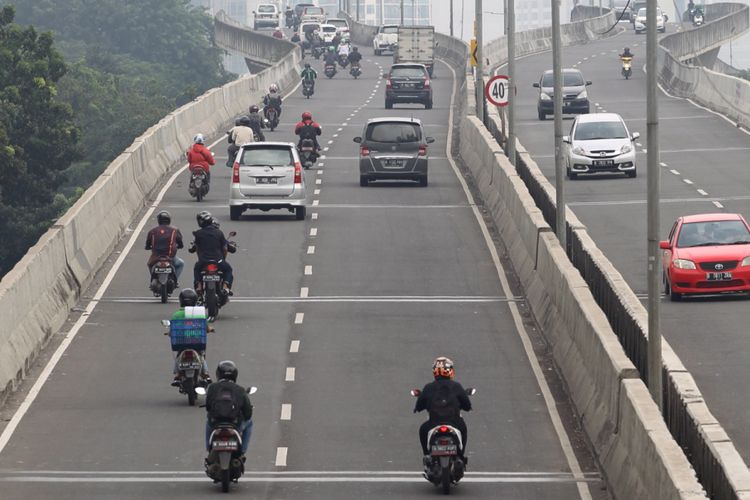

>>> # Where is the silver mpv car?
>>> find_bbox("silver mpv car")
[354,117,435,187]
[229,142,307,220]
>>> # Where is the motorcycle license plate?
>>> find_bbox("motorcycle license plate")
[592,160,615,167]
[212,440,238,450]
[154,267,172,274]
[707,272,732,281]
[203,274,222,282]
[431,444,457,455]
[179,362,201,370]
[256,177,278,184]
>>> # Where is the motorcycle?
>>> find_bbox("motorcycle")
[163,317,208,406]
[193,231,237,320]
[324,63,337,79]
[302,80,315,99]
[264,106,280,132]
[189,167,210,202]
[197,385,258,493]
[350,63,362,79]
[338,53,350,68]
[311,45,324,60]
[621,56,633,80]
[298,138,318,169]
[411,387,477,495]
[693,12,704,26]
[150,256,177,303]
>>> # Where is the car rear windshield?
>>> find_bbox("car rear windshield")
[381,26,398,34]
[677,221,750,247]
[328,19,347,27]
[301,23,320,33]
[541,72,585,87]
[391,66,426,78]
[366,122,422,143]
[573,121,628,140]
[240,147,294,166]
[305,7,324,14]
[258,5,276,12]
[322,26,337,32]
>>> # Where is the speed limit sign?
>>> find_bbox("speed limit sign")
[485,75,509,107]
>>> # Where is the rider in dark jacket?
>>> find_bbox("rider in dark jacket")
[247,105,266,142]
[190,211,234,295]
[205,361,254,454]
[323,46,338,66]
[145,211,184,282]
[347,46,363,65]
[414,357,472,461]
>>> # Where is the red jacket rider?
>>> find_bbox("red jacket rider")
[294,112,322,150]
[186,134,215,173]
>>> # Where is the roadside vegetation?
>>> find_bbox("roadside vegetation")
[0,1,233,276]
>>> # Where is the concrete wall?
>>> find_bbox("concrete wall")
[0,13,301,405]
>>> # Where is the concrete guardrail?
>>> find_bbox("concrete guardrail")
[0,12,301,406]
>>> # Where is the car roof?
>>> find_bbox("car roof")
[258,3,278,7]
[575,112,624,123]
[391,63,427,69]
[242,142,296,148]
[681,213,744,223]
[365,117,424,125]
[327,18,347,22]
[542,68,583,75]
[320,24,336,28]
[381,24,399,28]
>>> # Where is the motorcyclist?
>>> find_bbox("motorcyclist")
[190,211,234,296]
[272,26,284,39]
[295,111,322,152]
[145,211,184,283]
[226,116,255,167]
[619,47,634,59]
[347,46,362,66]
[263,84,283,120]
[284,6,295,27]
[186,134,215,183]
[414,357,472,465]
[169,288,211,386]
[338,40,351,65]
[693,5,704,22]
[205,361,254,457]
[247,105,266,142]
[323,45,338,66]
[688,0,696,21]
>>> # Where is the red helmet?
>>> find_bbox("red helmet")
[301,111,312,121]
[432,357,455,379]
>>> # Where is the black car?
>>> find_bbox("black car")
[385,63,433,109]
[532,68,591,120]
[294,3,315,19]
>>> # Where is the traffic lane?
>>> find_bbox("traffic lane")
[0,301,294,472]
[282,303,586,499]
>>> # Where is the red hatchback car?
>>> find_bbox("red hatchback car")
[661,213,750,300]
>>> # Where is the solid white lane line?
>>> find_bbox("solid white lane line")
[275,448,288,467]
[310,227,317,236]
[312,213,318,220]
[697,189,708,196]
[294,313,304,324]
[0,133,229,455]
[312,200,319,206]
[280,404,292,421]
[714,201,724,208]
[285,367,296,382]
[441,60,591,500]
[304,265,312,276]
[683,179,694,185]
[290,340,300,353]
[0,476,601,484]
[307,245,315,255]
[0,470,600,476]
[300,287,309,298]
[314,189,321,195]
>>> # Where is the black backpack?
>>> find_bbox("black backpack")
[210,387,241,423]
[430,384,459,422]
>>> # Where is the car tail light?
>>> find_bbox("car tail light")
[232,162,240,184]
[386,79,392,89]
[418,145,427,156]
[360,146,370,157]
[439,425,449,433]
[206,264,219,273]
[294,162,302,184]
[423,78,430,89]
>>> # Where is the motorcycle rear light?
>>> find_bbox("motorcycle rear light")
[232,162,240,184]
[437,438,453,445]
[424,78,430,89]
[182,351,194,361]
[386,79,392,89]
[418,145,427,156]
[294,162,302,184]
[439,425,449,433]
[206,264,219,272]
[360,146,370,157]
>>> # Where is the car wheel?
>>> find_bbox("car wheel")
[538,109,546,121]
[254,23,258,30]
[230,206,242,221]
[418,175,428,187]
[374,49,381,56]
[627,169,637,178]
[424,100,433,110]
[385,99,393,109]
[295,206,306,220]
[360,175,369,187]
[664,273,682,301]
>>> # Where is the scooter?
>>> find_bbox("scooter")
[191,231,237,320]
[197,385,258,493]
[324,63,337,79]
[302,80,315,98]
[350,63,362,79]
[162,315,208,406]
[298,139,318,169]
[265,106,280,131]
[621,56,633,80]
[338,53,350,68]
[411,387,477,495]
[693,12,704,26]
[149,256,177,303]
[311,45,324,60]
[189,167,210,201]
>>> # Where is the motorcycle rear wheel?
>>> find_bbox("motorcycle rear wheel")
[206,289,219,319]
[196,188,203,202]
[221,468,230,492]
[184,378,196,406]
[160,284,168,303]
[441,466,451,494]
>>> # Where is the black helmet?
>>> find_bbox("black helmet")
[234,117,242,126]
[197,210,213,228]
[305,62,311,68]
[216,360,238,382]
[156,210,171,225]
[178,288,198,307]
[249,104,259,114]
[239,115,251,127]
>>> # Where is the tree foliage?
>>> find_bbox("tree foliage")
[0,5,81,274]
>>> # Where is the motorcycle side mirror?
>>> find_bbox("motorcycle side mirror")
[229,231,237,238]
[195,386,207,396]
[248,386,258,395]
[532,82,540,88]
[353,137,362,143]
[466,387,477,396]
[410,389,421,397]
[161,320,171,327]
[426,137,435,144]
[631,132,640,140]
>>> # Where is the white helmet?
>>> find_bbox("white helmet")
[269,84,279,94]
[193,133,205,144]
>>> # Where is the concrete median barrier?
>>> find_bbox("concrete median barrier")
[0,12,301,407]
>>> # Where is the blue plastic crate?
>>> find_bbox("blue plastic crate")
[170,318,207,351]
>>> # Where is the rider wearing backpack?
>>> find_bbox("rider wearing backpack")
[414,357,472,462]
[205,360,254,455]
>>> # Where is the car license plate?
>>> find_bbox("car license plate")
[256,177,278,184]
[383,159,404,168]
[592,159,615,167]
[203,274,222,282]
[154,267,172,274]
[403,82,414,88]
[707,272,732,281]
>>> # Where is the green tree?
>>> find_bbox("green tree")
[0,5,81,275]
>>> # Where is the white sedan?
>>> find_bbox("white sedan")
[634,7,666,33]
[563,113,640,179]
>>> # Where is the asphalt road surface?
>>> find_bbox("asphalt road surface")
[508,25,750,466]
[0,46,602,499]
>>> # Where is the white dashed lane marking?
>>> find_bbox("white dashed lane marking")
[316,179,322,184]
[670,169,680,175]
[314,189,321,195]
[290,340,300,353]
[294,313,304,324]
[683,179,694,185]
[714,201,725,208]
[285,367,296,382]
[312,200,319,206]
[307,245,315,255]
[281,404,292,421]
[312,213,318,220]
[697,189,708,196]
[310,228,318,236]
[304,265,312,276]
[275,447,288,467]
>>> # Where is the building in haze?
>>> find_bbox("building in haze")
[352,0,432,26]
[191,0,254,25]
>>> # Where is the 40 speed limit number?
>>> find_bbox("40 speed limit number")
[485,75,509,107]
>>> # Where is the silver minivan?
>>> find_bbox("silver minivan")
[229,142,307,220]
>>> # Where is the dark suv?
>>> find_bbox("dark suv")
[533,68,591,120]
[385,63,433,109]
[354,117,435,187]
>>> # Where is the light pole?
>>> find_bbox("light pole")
[646,0,663,410]
[356,0,360,21]
[475,0,484,122]
[401,0,405,25]
[552,0,565,248]
[450,0,454,36]
[507,0,516,165]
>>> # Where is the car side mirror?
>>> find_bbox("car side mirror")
[426,137,435,144]
[532,82,540,88]
[562,135,571,144]
[631,132,640,140]
[353,137,362,143]
[664,14,668,22]
[252,11,256,14]
[586,81,592,86]
[659,240,670,250]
